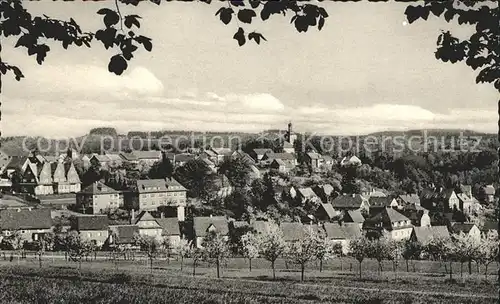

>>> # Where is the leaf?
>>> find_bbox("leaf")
[249,0,260,9]
[318,7,328,18]
[11,66,24,81]
[233,27,246,46]
[429,3,445,17]
[103,10,120,28]
[230,0,244,7]
[404,6,421,24]
[35,44,50,65]
[294,16,309,33]
[238,9,256,24]
[216,7,233,25]
[108,54,128,75]
[318,16,325,31]
[248,32,266,45]
[97,8,114,15]
[124,15,141,29]
[135,35,152,51]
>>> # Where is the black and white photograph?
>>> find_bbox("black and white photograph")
[0,0,499,303]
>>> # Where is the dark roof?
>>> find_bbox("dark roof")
[110,225,139,244]
[398,194,421,206]
[80,182,118,195]
[484,185,495,195]
[440,189,455,200]
[412,226,450,243]
[369,197,395,208]
[131,151,162,160]
[271,159,286,166]
[6,156,29,170]
[450,222,477,234]
[344,210,365,223]
[253,148,273,155]
[193,216,229,237]
[0,209,52,230]
[280,222,316,242]
[74,215,109,231]
[306,152,321,160]
[269,153,295,160]
[319,203,335,219]
[136,178,186,193]
[481,221,498,232]
[331,194,365,209]
[365,208,411,230]
[156,217,181,236]
[322,223,362,240]
[173,153,195,163]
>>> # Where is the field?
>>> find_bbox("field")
[0,252,497,304]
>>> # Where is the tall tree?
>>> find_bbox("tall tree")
[149,151,174,180]
[202,231,231,279]
[258,221,288,280]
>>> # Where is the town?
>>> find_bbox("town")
[0,123,497,275]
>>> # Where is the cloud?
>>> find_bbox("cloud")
[5,64,164,100]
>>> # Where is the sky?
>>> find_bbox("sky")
[1,1,498,138]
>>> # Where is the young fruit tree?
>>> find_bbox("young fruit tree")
[133,234,160,275]
[202,231,231,279]
[258,222,288,280]
[187,245,204,277]
[401,239,423,272]
[176,238,191,272]
[315,238,336,273]
[386,240,403,280]
[287,228,321,282]
[349,237,370,279]
[161,237,172,265]
[64,230,93,275]
[367,237,391,276]
[475,230,499,280]
[452,232,481,278]
[240,231,260,272]
[331,242,344,271]
[33,238,47,269]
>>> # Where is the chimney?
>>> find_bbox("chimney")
[130,209,136,224]
[160,212,164,219]
[209,214,213,218]
[351,193,355,197]
[177,205,185,222]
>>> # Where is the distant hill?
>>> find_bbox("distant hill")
[366,129,493,138]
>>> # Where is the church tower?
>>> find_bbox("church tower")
[286,121,297,146]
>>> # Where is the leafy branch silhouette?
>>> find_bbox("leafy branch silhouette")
[0,0,329,79]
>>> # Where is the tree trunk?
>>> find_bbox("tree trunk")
[319,259,323,272]
[192,260,197,277]
[272,260,276,280]
[358,261,362,279]
[449,261,453,280]
[249,258,252,272]
[38,254,42,268]
[484,263,489,280]
[180,256,183,271]
[406,260,409,272]
[468,260,471,275]
[460,262,463,278]
[150,257,153,275]
[216,258,220,279]
[300,264,305,282]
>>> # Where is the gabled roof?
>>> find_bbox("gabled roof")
[440,189,456,200]
[481,221,498,232]
[134,211,157,224]
[6,156,29,170]
[340,155,361,166]
[173,153,195,163]
[484,185,495,195]
[399,194,421,206]
[344,210,365,223]
[131,150,162,160]
[136,178,186,193]
[250,220,272,234]
[298,187,319,200]
[211,148,232,156]
[0,209,52,230]
[253,148,273,156]
[80,182,118,195]
[321,155,334,162]
[280,222,311,241]
[270,153,295,160]
[271,159,286,166]
[412,226,450,244]
[109,225,139,244]
[460,185,472,194]
[319,203,335,219]
[202,150,217,157]
[306,152,321,160]
[91,154,110,162]
[457,193,475,203]
[365,208,411,230]
[450,222,477,234]
[331,194,365,209]
[322,223,361,240]
[156,217,181,236]
[193,216,229,237]
[105,153,123,161]
[119,152,137,161]
[74,215,108,231]
[369,197,395,208]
